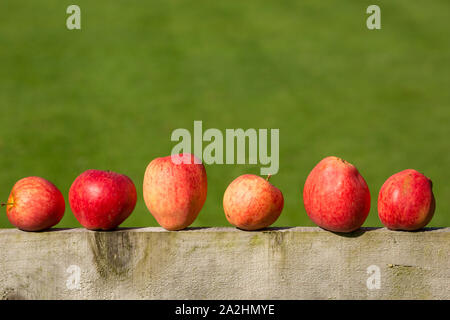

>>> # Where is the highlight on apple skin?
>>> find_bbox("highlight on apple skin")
[69,169,137,231]
[223,174,284,231]
[4,176,65,231]
[303,156,371,233]
[378,169,435,231]
[143,153,208,231]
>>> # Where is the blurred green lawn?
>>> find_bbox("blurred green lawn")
[0,1,449,228]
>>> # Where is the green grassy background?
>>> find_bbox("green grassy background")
[0,1,449,229]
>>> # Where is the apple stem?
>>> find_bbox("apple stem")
[266,174,272,181]
[1,203,13,207]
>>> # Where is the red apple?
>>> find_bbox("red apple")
[378,169,435,231]
[4,177,65,231]
[223,174,284,230]
[303,156,371,232]
[69,169,137,230]
[143,153,207,231]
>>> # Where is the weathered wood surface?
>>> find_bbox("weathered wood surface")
[0,227,448,299]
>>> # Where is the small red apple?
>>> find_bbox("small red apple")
[143,153,207,231]
[69,169,137,230]
[303,156,371,233]
[223,174,284,231]
[4,176,65,231]
[378,169,435,231]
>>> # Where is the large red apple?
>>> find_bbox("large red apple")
[378,169,435,231]
[69,169,137,230]
[303,156,371,232]
[4,176,65,231]
[143,153,207,231]
[223,174,284,231]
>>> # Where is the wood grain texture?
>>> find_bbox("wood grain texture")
[0,227,448,299]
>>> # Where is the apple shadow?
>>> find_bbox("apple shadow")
[175,226,297,232]
[382,227,446,233]
[108,227,148,232]
[30,227,150,233]
[17,227,73,233]
[329,227,382,238]
[18,226,446,234]
[221,226,296,232]
[180,227,211,231]
[89,227,165,232]
[329,226,446,237]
